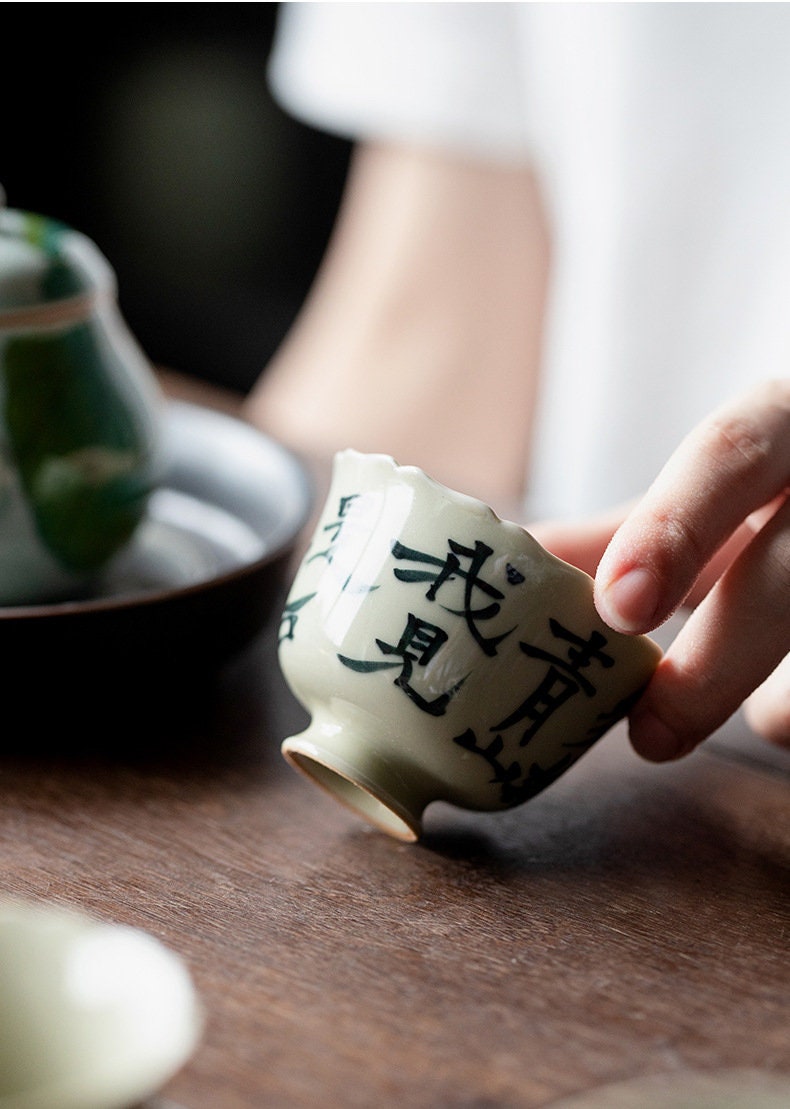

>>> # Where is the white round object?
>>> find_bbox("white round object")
[0,901,202,1109]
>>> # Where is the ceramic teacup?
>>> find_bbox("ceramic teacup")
[278,450,663,841]
[0,208,164,606]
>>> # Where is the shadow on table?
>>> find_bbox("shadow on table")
[415,615,790,872]
[417,717,789,878]
[0,621,308,779]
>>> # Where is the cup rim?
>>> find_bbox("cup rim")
[335,447,528,530]
[332,447,602,590]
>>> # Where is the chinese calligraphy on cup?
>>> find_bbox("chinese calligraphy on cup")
[278,450,662,841]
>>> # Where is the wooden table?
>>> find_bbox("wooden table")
[3,374,790,1108]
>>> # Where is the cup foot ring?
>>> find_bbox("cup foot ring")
[282,739,422,842]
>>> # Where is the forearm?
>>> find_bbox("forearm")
[246,142,550,507]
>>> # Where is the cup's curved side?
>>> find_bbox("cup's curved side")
[278,449,663,839]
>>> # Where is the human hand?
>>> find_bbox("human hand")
[530,380,790,762]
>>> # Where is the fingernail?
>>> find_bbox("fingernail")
[598,566,660,632]
[629,709,685,762]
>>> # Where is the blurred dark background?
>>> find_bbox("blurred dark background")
[2,4,351,395]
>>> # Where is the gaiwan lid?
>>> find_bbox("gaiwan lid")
[0,206,115,315]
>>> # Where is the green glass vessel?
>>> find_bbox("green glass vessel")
[0,209,164,605]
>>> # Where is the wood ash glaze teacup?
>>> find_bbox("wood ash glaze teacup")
[278,450,662,842]
[0,208,164,605]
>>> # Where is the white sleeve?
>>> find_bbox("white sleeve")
[268,2,532,163]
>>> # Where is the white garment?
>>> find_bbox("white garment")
[269,2,790,519]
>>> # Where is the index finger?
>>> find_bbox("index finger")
[595,379,790,634]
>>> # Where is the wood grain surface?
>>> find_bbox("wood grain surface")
[3,373,789,1109]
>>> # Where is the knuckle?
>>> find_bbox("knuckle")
[702,412,773,475]
[750,497,790,606]
[763,540,790,601]
[745,684,790,745]
[701,378,790,479]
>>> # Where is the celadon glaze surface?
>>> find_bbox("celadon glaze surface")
[278,450,663,841]
[0,209,164,606]
[0,900,202,1109]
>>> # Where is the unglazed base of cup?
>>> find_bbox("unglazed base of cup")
[281,731,427,842]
